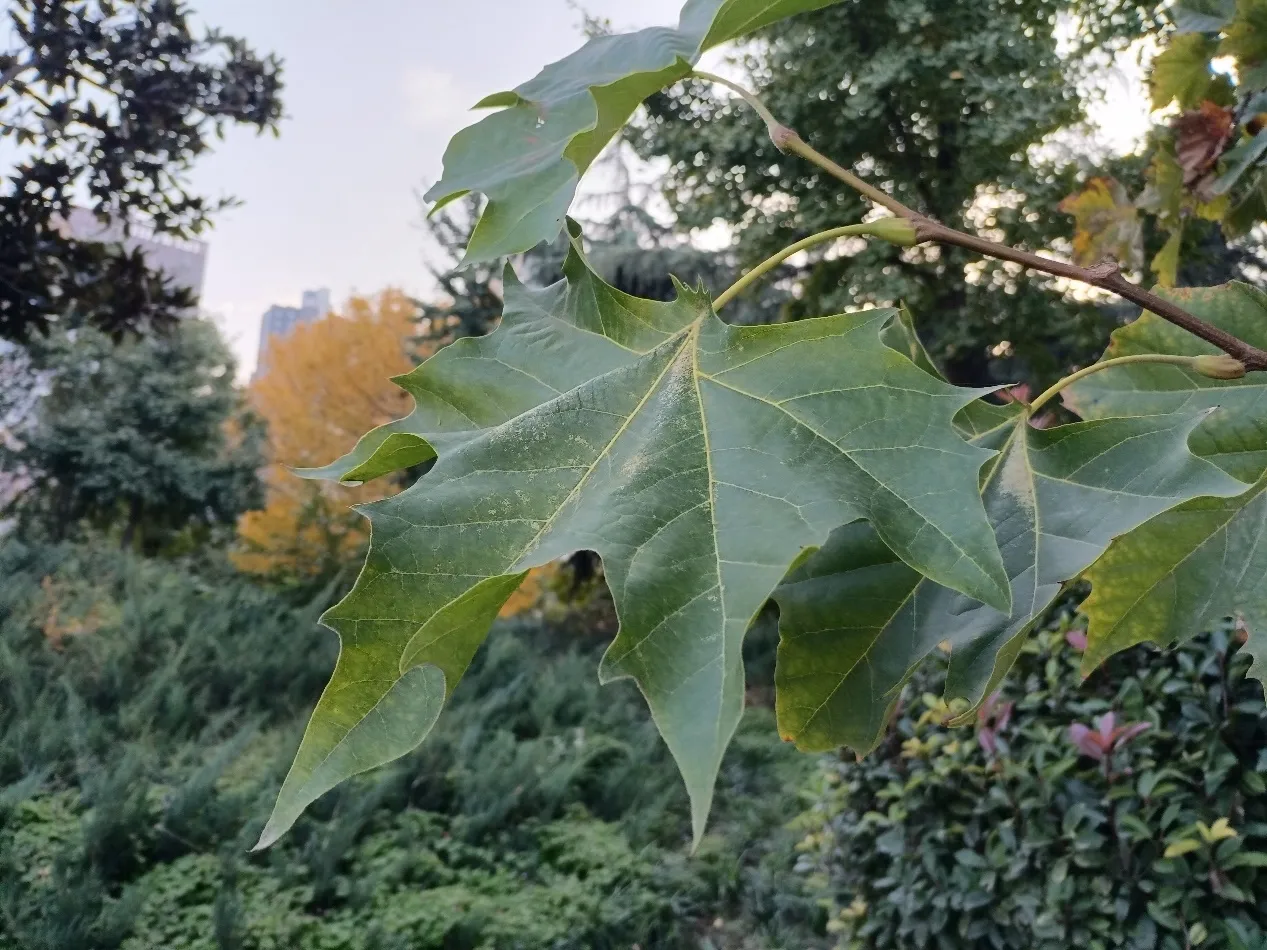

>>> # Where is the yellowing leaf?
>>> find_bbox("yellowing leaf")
[1059,178,1144,271]
[1164,838,1202,859]
[1153,228,1184,287]
[1199,817,1239,841]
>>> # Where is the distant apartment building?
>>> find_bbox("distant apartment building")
[58,207,209,301]
[255,289,332,375]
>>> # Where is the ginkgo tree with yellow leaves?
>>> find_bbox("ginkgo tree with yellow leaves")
[234,290,421,581]
[250,0,1267,852]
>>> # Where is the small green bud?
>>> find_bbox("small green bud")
[866,217,920,247]
[1193,355,1247,380]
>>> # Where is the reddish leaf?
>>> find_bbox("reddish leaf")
[1174,101,1235,196]
[978,729,998,757]
[1114,722,1151,748]
[1096,711,1118,742]
[1068,723,1106,760]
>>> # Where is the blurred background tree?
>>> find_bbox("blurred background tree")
[3,319,262,553]
[0,0,284,342]
[631,0,1174,387]
[3,2,1266,947]
[234,290,423,583]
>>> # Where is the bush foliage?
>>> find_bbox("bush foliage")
[0,541,819,949]
[796,611,1267,950]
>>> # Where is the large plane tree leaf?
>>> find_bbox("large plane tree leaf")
[422,0,844,264]
[1064,283,1267,677]
[256,225,1010,850]
[773,407,1243,754]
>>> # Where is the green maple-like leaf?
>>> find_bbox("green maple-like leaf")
[1064,283,1267,677]
[422,0,844,264]
[1151,33,1217,110]
[1221,0,1267,73]
[773,404,1243,754]
[1065,283,1267,482]
[879,305,1023,441]
[1212,129,1267,196]
[257,225,1010,849]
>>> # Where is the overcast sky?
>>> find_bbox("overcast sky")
[185,1,1150,376]
[187,0,687,375]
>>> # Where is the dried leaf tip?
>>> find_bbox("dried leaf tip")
[1193,354,1248,380]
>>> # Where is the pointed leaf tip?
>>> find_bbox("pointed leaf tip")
[254,663,447,851]
[428,0,851,260]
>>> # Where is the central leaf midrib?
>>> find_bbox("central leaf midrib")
[508,329,696,572]
[691,321,730,761]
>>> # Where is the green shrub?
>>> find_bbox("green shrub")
[796,613,1267,950]
[0,540,822,949]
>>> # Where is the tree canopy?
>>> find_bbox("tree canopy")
[0,0,284,342]
[630,0,1164,386]
[234,291,421,582]
[6,320,263,551]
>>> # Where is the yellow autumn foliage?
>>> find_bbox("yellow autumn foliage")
[233,290,422,579]
[234,288,558,611]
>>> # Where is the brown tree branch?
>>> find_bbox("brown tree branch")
[780,128,1267,372]
[915,220,1267,372]
[693,69,1267,373]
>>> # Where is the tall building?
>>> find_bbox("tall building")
[256,289,332,374]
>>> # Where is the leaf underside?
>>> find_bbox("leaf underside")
[259,0,1267,851]
[259,223,1010,849]
[772,398,1243,755]
[1065,283,1267,677]
[423,0,845,264]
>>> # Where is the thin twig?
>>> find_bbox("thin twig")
[0,57,30,93]
[778,131,915,221]
[915,221,1267,372]
[691,70,782,134]
[693,72,1267,373]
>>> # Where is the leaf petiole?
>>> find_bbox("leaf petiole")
[693,70,912,219]
[713,219,917,311]
[1026,354,1206,415]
